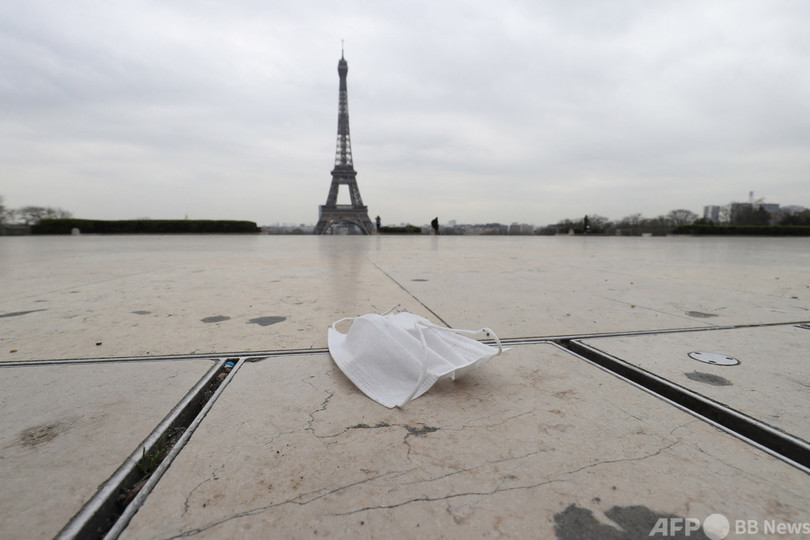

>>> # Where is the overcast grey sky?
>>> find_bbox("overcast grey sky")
[2,1,808,226]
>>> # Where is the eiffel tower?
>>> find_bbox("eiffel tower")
[314,48,375,235]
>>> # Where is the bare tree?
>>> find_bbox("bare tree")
[640,215,671,234]
[586,214,614,234]
[16,206,73,224]
[49,207,73,219]
[556,218,579,234]
[617,213,644,235]
[667,209,698,226]
[17,206,47,225]
[780,209,810,226]
[718,205,731,224]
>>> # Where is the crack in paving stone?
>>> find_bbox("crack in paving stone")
[400,423,440,459]
[308,408,547,447]
[169,470,410,538]
[557,440,681,478]
[348,422,392,430]
[403,424,439,437]
[305,393,334,434]
[447,409,539,432]
[328,480,568,517]
[329,441,683,517]
[668,420,699,437]
[605,400,645,422]
[344,423,438,436]
[401,450,546,487]
[183,460,230,518]
[168,440,686,536]
[677,438,810,502]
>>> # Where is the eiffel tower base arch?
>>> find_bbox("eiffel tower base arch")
[314,206,375,235]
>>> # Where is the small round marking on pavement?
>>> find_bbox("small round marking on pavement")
[688,351,740,366]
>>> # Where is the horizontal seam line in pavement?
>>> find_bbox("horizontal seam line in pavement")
[2,319,809,367]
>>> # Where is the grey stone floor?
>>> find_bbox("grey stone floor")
[1,235,808,539]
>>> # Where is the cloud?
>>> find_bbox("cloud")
[1,0,808,226]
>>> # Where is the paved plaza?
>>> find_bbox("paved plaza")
[1,235,808,538]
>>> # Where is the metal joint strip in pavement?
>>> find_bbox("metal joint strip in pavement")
[56,357,247,540]
[560,339,810,476]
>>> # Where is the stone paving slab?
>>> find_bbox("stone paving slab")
[3,236,809,362]
[3,236,809,538]
[122,345,809,539]
[0,359,214,540]
[579,324,810,444]
[0,237,438,361]
[370,236,810,336]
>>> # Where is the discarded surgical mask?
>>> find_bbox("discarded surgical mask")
[328,310,505,408]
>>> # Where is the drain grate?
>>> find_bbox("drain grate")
[560,340,810,475]
[56,357,250,540]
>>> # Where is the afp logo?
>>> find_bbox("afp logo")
[649,514,730,539]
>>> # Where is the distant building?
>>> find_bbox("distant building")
[509,222,534,235]
[759,203,780,225]
[761,204,780,214]
[782,205,808,214]
[703,205,721,222]
[730,203,752,224]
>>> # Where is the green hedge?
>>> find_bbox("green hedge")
[673,224,810,236]
[378,225,422,234]
[32,219,260,235]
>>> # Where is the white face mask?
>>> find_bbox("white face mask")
[328,310,505,408]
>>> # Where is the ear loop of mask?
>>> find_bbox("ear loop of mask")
[331,306,402,333]
[412,320,504,356]
[396,321,503,408]
[330,316,356,333]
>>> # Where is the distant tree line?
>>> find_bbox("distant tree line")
[538,209,700,236]
[1,197,259,235]
[32,219,259,234]
[774,209,810,226]
[540,207,810,236]
[673,224,810,236]
[0,198,73,225]
[1,197,74,234]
